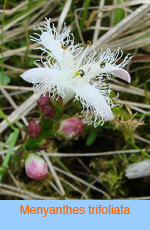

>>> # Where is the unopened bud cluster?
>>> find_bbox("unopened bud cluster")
[38,94,55,118]
[24,94,84,180]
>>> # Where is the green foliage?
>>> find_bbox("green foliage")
[6,0,47,24]
[113,0,126,25]
[25,137,43,150]
[0,129,19,182]
[0,72,11,85]
[80,0,91,30]
[86,129,98,146]
[0,166,7,175]
[1,0,7,85]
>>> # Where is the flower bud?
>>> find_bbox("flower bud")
[38,93,50,107]
[28,120,41,137]
[41,104,55,117]
[25,153,48,180]
[56,118,84,139]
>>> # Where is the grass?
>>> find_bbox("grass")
[0,0,7,85]
[0,0,150,200]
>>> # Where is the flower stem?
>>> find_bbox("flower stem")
[127,140,150,159]
[80,0,91,30]
[0,0,7,85]
[0,129,19,182]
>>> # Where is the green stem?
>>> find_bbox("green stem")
[80,0,91,31]
[0,0,7,85]
[53,157,71,174]
[0,109,16,131]
[127,140,150,158]
[0,129,19,182]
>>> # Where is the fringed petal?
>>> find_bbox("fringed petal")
[40,32,63,63]
[74,84,114,127]
[112,68,131,83]
[20,68,61,83]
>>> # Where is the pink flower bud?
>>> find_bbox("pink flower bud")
[41,104,55,117]
[57,118,84,139]
[28,120,41,137]
[38,94,50,107]
[25,153,48,180]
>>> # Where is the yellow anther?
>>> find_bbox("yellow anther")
[99,62,105,68]
[78,69,85,77]
[73,70,85,78]
[83,40,93,47]
[61,43,69,50]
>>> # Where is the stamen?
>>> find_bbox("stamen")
[83,40,93,47]
[61,43,69,49]
[74,69,85,78]
[99,62,105,68]
[78,69,85,77]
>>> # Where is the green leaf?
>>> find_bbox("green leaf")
[113,0,126,26]
[45,129,54,137]
[127,140,150,159]
[80,0,91,30]
[28,58,35,67]
[25,137,42,150]
[0,131,17,149]
[113,104,123,114]
[0,166,7,175]
[0,72,11,85]
[0,109,16,131]
[86,129,97,146]
[135,113,150,117]
[54,157,72,174]
[0,129,19,182]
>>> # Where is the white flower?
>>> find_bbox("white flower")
[21,18,132,127]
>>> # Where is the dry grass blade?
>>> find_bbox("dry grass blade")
[43,148,148,157]
[74,8,85,42]
[41,151,65,196]
[0,188,32,200]
[0,93,38,134]
[88,4,150,54]
[116,99,150,109]
[0,86,28,126]
[54,166,111,199]
[49,181,63,196]
[0,43,38,58]
[1,1,49,33]
[0,183,58,200]
[80,175,101,200]
[60,177,89,200]
[0,85,32,91]
[109,37,150,50]
[93,0,105,43]
[134,134,150,144]
[57,0,72,33]
[0,1,27,16]
[110,83,147,97]
[129,106,149,114]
